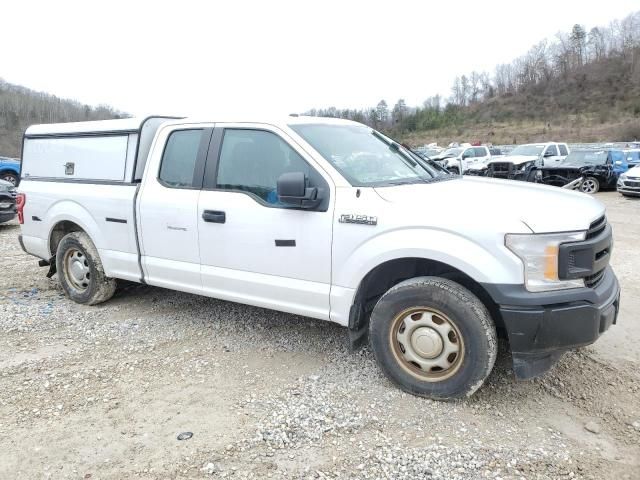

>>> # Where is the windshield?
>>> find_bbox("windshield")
[290,124,446,186]
[442,148,463,158]
[560,150,608,166]
[509,145,545,156]
[421,148,442,157]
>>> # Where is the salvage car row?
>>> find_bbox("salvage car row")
[417,143,640,195]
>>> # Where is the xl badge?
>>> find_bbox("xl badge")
[339,214,378,226]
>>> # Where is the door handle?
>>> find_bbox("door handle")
[202,210,226,223]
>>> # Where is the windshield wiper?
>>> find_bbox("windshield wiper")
[371,130,418,168]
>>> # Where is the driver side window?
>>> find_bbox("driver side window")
[216,129,312,205]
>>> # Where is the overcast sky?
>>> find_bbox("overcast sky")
[2,0,638,118]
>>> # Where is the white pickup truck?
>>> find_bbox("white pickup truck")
[485,142,570,180]
[17,116,620,399]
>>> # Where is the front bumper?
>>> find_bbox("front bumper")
[0,192,17,223]
[618,178,640,196]
[482,266,620,379]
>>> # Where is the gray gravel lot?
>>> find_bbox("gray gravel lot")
[0,191,638,479]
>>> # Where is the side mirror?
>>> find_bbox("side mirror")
[544,150,554,157]
[277,172,321,209]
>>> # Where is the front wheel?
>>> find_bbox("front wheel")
[580,176,600,194]
[369,277,497,400]
[56,231,116,305]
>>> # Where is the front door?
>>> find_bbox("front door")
[543,144,563,165]
[197,125,334,320]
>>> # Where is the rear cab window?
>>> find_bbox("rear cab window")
[559,144,568,156]
[474,147,488,157]
[159,129,204,188]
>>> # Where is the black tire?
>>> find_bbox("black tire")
[449,166,460,175]
[369,276,497,400]
[55,231,116,305]
[580,176,600,194]
[1,172,18,186]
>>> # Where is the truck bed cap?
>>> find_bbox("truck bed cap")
[24,117,173,137]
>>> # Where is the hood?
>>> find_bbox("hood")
[624,165,640,178]
[488,155,538,166]
[374,176,604,233]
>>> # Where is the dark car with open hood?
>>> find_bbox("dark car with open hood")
[0,179,17,223]
[531,149,628,194]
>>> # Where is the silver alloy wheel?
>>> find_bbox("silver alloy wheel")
[1,174,16,186]
[580,178,598,194]
[390,307,464,381]
[63,248,91,291]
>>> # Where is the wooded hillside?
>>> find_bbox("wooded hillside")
[0,79,125,158]
[307,10,640,145]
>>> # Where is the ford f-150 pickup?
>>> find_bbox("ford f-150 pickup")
[16,116,620,399]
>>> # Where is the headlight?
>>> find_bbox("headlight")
[0,184,9,192]
[619,173,628,181]
[506,232,586,292]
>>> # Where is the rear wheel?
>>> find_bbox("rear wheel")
[580,177,600,194]
[56,232,116,305]
[369,277,497,400]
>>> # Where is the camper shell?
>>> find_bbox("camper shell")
[22,116,179,183]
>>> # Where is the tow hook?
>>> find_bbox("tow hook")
[39,257,57,278]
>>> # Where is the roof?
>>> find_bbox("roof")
[24,115,362,137]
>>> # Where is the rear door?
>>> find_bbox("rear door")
[197,124,334,320]
[138,125,212,292]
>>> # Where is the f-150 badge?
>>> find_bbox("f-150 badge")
[339,214,378,226]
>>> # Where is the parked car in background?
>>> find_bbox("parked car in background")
[486,142,569,180]
[617,164,640,197]
[0,179,17,223]
[489,147,504,158]
[434,145,491,174]
[533,149,628,193]
[624,149,640,168]
[414,145,443,159]
[0,156,21,186]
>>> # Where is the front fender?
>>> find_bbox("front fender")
[334,228,524,289]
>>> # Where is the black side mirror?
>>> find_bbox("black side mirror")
[544,150,554,157]
[277,172,321,209]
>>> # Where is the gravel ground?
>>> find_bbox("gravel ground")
[0,191,638,479]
